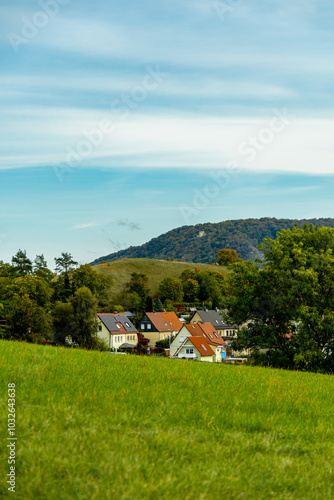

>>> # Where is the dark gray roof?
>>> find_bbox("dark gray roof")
[97,314,138,333]
[119,343,136,349]
[193,310,233,329]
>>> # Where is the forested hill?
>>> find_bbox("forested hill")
[90,217,334,265]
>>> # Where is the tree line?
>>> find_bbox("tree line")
[0,251,113,349]
[227,224,334,374]
[0,250,229,347]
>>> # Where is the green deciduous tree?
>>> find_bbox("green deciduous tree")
[227,224,334,373]
[5,275,52,309]
[215,249,242,266]
[179,269,196,283]
[69,287,98,348]
[52,301,76,344]
[6,294,50,343]
[0,261,17,279]
[158,276,183,302]
[71,264,113,307]
[125,272,150,312]
[183,278,199,302]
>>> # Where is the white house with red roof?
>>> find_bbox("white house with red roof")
[170,322,226,362]
[173,336,216,363]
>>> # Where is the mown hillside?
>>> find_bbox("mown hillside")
[91,217,334,265]
[93,258,227,300]
[1,341,333,499]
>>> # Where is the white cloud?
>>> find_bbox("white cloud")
[1,104,334,174]
[0,74,295,100]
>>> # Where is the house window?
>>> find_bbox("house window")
[141,324,145,329]
[201,344,207,351]
[125,322,130,327]
[147,324,151,330]
[116,324,120,329]
[179,336,184,343]
[186,348,194,354]
[98,325,102,332]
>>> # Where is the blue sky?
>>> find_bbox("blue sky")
[1,0,334,267]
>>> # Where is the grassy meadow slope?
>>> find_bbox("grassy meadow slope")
[1,341,333,499]
[93,258,228,299]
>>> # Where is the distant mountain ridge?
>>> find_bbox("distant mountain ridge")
[90,218,334,265]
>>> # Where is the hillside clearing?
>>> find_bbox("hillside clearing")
[1,341,333,499]
[92,258,228,300]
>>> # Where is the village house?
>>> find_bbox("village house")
[96,313,138,350]
[170,322,227,362]
[138,311,183,347]
[173,336,216,363]
[190,309,238,341]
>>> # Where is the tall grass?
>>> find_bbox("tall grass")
[0,341,333,499]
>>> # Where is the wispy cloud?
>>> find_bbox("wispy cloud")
[72,222,98,230]
[117,220,141,231]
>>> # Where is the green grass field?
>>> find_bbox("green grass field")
[93,258,228,300]
[1,341,333,500]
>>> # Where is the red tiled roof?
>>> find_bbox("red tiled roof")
[146,312,183,332]
[187,336,215,356]
[185,322,226,347]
